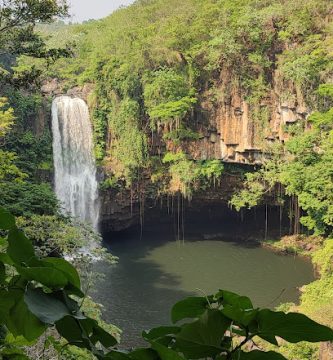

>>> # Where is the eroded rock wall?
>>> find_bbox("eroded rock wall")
[42,66,309,232]
[184,68,309,164]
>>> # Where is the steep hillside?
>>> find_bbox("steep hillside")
[4,1,333,358]
[27,0,333,230]
[37,0,331,171]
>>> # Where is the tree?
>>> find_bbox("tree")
[0,0,70,87]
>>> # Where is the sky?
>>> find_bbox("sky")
[68,0,135,23]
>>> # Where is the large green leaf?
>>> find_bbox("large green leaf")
[88,320,118,347]
[57,316,118,349]
[257,333,279,346]
[56,315,89,349]
[143,326,180,341]
[234,350,287,359]
[151,341,185,360]
[0,290,15,323]
[24,288,75,324]
[129,348,159,360]
[43,257,81,289]
[0,253,14,265]
[0,262,6,284]
[18,266,68,288]
[257,309,333,343]
[175,309,231,359]
[105,350,131,360]
[7,228,35,265]
[171,297,209,323]
[222,305,258,326]
[5,290,46,341]
[215,290,253,310]
[0,207,16,230]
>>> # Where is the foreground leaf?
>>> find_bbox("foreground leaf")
[0,207,16,230]
[7,229,35,265]
[24,288,73,324]
[129,348,159,360]
[257,309,333,343]
[18,266,68,289]
[6,291,45,341]
[143,326,180,341]
[171,297,209,323]
[0,290,16,323]
[151,341,185,360]
[43,257,81,289]
[106,350,131,360]
[222,305,258,327]
[175,310,230,359]
[215,290,253,310]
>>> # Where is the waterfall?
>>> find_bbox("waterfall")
[52,96,100,229]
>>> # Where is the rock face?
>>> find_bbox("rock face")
[100,173,242,233]
[41,69,309,231]
[184,68,309,164]
[41,79,93,102]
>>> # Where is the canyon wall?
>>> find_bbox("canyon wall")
[40,66,309,232]
[180,69,309,164]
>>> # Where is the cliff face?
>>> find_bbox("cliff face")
[99,173,242,232]
[181,68,309,164]
[42,65,309,232]
[43,63,309,166]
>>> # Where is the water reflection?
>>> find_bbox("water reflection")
[93,227,314,348]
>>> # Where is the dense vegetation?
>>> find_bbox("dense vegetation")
[0,3,118,357]
[33,0,333,199]
[2,0,333,359]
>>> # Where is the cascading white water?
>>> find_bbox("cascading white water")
[52,96,100,229]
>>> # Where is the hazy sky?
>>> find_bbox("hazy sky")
[69,0,135,23]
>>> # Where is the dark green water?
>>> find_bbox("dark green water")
[93,229,315,347]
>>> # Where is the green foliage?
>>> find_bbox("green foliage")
[231,85,333,236]
[143,290,333,360]
[312,239,333,277]
[107,98,148,184]
[0,207,119,359]
[92,60,148,184]
[0,150,27,183]
[143,68,197,127]
[0,0,70,87]
[0,97,28,185]
[230,172,265,211]
[316,84,333,98]
[0,98,15,137]
[100,176,121,191]
[198,160,224,183]
[33,0,332,189]
[2,92,54,176]
[0,182,58,217]
[279,35,330,86]
[5,130,53,175]
[269,235,333,359]
[6,91,43,128]
[16,215,96,258]
[163,128,200,144]
[163,152,223,198]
